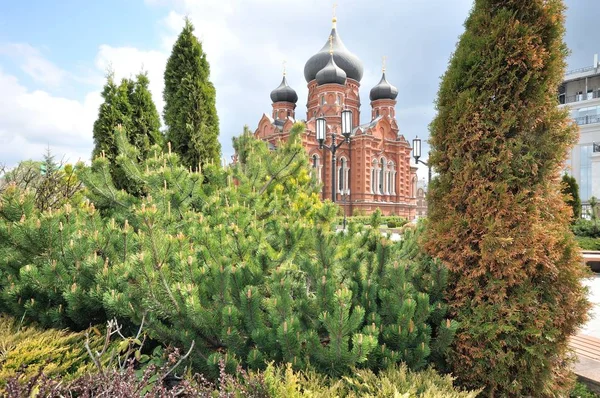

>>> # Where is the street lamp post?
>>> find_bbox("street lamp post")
[341,189,349,229]
[316,109,353,202]
[412,136,431,183]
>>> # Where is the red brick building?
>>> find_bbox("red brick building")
[255,18,417,218]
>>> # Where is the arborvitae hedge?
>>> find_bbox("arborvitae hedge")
[425,0,589,396]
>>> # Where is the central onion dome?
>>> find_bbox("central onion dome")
[304,21,364,83]
[316,53,347,85]
[270,75,298,104]
[369,72,398,101]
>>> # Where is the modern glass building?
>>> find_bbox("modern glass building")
[560,55,600,211]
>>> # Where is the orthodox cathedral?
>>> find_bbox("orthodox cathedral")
[254,16,417,218]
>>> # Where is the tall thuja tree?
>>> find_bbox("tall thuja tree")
[128,72,163,160]
[561,173,581,220]
[92,74,133,190]
[163,18,221,169]
[425,0,589,396]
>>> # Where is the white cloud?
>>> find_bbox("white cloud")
[0,43,168,167]
[0,66,101,166]
[0,43,68,87]
[0,0,475,168]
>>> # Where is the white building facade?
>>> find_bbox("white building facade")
[560,55,600,208]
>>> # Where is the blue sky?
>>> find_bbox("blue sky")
[0,0,598,180]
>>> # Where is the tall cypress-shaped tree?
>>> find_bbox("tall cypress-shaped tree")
[561,173,581,220]
[92,74,132,189]
[163,18,221,169]
[128,72,162,160]
[425,0,589,396]
[92,72,162,192]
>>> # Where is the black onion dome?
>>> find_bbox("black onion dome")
[304,27,364,82]
[270,76,298,104]
[316,54,347,85]
[369,72,398,101]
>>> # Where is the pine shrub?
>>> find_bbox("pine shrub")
[0,124,456,376]
[426,0,590,395]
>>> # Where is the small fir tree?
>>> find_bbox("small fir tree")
[91,74,132,190]
[163,18,221,169]
[128,72,163,159]
[92,71,162,193]
[425,0,590,396]
[561,173,581,220]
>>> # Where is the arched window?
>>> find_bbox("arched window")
[338,157,349,193]
[321,95,325,106]
[388,161,396,195]
[371,159,378,194]
[379,158,385,195]
[312,154,322,183]
[287,110,291,118]
[338,157,345,192]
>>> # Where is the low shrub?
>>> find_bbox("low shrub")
[572,219,600,239]
[6,359,478,398]
[0,316,103,386]
[575,236,600,251]
[571,382,599,398]
[337,215,409,229]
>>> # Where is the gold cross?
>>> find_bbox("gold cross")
[332,2,338,27]
[329,35,334,54]
[382,56,387,73]
[283,60,287,76]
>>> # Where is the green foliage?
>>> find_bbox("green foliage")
[163,17,220,169]
[338,215,408,229]
[562,173,582,220]
[92,71,162,192]
[573,218,600,238]
[129,72,163,160]
[0,150,83,212]
[0,123,454,377]
[425,0,590,396]
[0,316,102,386]
[262,363,479,397]
[6,355,477,397]
[575,236,600,250]
[571,382,600,398]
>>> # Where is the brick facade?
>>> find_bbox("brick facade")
[254,22,418,218]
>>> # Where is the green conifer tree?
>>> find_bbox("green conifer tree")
[561,173,581,220]
[92,71,162,193]
[91,74,132,190]
[128,72,163,160]
[425,0,590,395]
[163,18,221,169]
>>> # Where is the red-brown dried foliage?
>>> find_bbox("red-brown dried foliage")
[425,0,590,396]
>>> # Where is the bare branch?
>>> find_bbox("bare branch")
[159,340,195,382]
